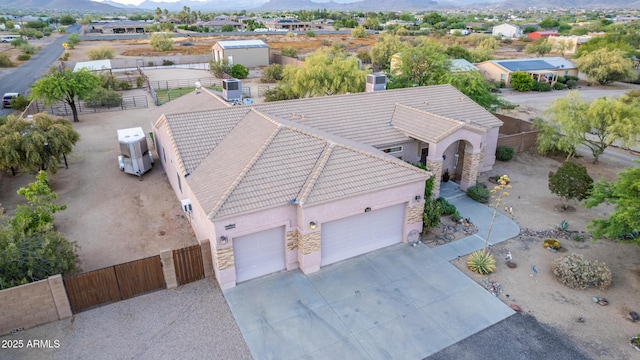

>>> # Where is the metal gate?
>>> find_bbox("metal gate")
[64,255,165,313]
[173,245,204,286]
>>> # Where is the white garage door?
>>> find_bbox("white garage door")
[321,203,405,266]
[233,226,285,283]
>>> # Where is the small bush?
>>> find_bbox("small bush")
[209,58,230,78]
[162,59,174,66]
[86,45,114,60]
[10,38,27,47]
[566,79,578,89]
[543,238,561,250]
[117,80,132,90]
[467,250,496,274]
[553,82,565,90]
[436,197,457,216]
[495,145,515,162]
[305,30,316,37]
[9,94,29,110]
[565,75,579,81]
[260,64,283,83]
[17,54,31,61]
[532,81,552,92]
[84,87,122,108]
[148,61,154,67]
[59,51,70,61]
[20,44,37,55]
[467,183,490,203]
[552,253,612,290]
[136,76,144,88]
[423,199,442,229]
[230,64,249,79]
[280,46,298,58]
[556,76,566,84]
[149,33,173,51]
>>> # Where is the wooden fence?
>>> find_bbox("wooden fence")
[63,255,164,314]
[173,244,205,286]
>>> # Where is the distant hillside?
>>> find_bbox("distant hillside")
[0,0,120,11]
[259,0,440,11]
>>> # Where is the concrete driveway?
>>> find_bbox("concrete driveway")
[224,243,514,360]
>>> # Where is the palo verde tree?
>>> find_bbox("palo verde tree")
[0,113,80,175]
[0,171,79,289]
[389,38,450,87]
[534,91,640,163]
[585,165,640,243]
[575,48,635,85]
[548,161,593,210]
[525,37,552,57]
[370,33,406,71]
[30,67,101,122]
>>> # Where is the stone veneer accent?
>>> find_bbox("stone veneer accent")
[286,229,299,251]
[160,250,178,289]
[300,231,321,255]
[214,247,235,270]
[406,204,423,224]
[426,159,443,197]
[461,151,484,184]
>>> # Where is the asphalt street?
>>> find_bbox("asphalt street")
[0,25,79,116]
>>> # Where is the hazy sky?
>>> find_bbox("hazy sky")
[97,0,340,7]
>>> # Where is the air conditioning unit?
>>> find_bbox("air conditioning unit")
[366,74,387,92]
[181,199,193,213]
[222,79,242,102]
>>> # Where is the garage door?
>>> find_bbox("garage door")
[321,203,405,266]
[233,226,286,283]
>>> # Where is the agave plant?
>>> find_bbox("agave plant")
[467,249,496,275]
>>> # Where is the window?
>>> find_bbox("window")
[564,70,569,77]
[500,74,506,80]
[381,146,403,154]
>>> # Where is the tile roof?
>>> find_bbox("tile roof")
[155,85,504,219]
[168,109,430,219]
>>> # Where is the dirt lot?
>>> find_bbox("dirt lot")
[0,104,197,272]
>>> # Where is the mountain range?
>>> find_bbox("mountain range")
[0,0,638,12]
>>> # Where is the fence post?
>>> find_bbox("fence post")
[200,239,214,278]
[47,275,72,320]
[160,249,178,289]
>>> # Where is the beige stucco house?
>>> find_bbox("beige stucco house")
[476,57,578,87]
[151,84,503,289]
[211,40,269,67]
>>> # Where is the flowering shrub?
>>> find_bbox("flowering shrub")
[552,253,612,290]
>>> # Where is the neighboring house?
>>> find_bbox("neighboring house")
[262,18,310,31]
[492,23,522,38]
[151,84,503,289]
[527,30,558,41]
[466,22,485,31]
[87,20,148,34]
[476,57,578,86]
[196,20,242,31]
[211,40,269,67]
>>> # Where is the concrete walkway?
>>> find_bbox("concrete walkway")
[224,182,522,359]
[433,181,521,261]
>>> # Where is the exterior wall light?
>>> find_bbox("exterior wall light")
[309,221,317,230]
[220,236,228,245]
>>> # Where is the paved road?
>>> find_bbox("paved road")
[0,25,80,116]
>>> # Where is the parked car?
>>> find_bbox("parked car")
[2,92,20,108]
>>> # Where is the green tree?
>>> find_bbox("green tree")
[149,33,173,51]
[575,48,635,85]
[510,71,534,91]
[539,17,559,29]
[59,15,75,25]
[281,49,368,98]
[446,44,473,62]
[523,26,537,33]
[525,37,552,57]
[221,24,234,32]
[209,58,230,78]
[392,39,450,86]
[229,63,248,79]
[370,33,405,70]
[0,171,78,289]
[447,71,502,110]
[0,114,80,174]
[535,91,640,163]
[351,26,367,38]
[31,68,101,122]
[365,17,379,30]
[260,63,283,83]
[548,161,593,210]
[585,166,640,242]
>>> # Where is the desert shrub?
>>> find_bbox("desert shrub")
[209,58,230,78]
[260,64,283,83]
[229,64,249,79]
[566,79,578,89]
[117,80,132,90]
[467,250,496,274]
[10,38,27,47]
[84,87,122,108]
[305,30,316,37]
[10,94,30,110]
[59,51,70,61]
[67,33,81,48]
[149,33,173,51]
[543,238,560,250]
[20,44,37,55]
[436,197,457,215]
[351,26,367,38]
[556,76,566,84]
[17,54,31,61]
[510,71,534,92]
[532,81,552,92]
[565,75,579,81]
[162,59,174,66]
[136,76,144,88]
[280,46,298,58]
[86,45,114,60]
[552,253,612,290]
[553,82,565,90]
[147,61,154,67]
[320,39,331,46]
[495,145,515,162]
[467,183,490,203]
[423,199,442,229]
